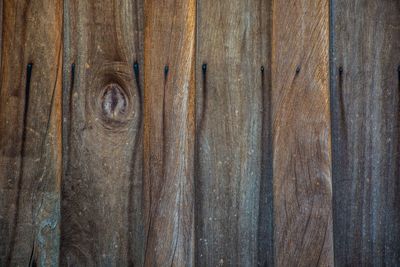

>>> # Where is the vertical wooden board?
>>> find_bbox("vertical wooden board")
[331,0,400,265]
[61,0,144,265]
[272,0,333,266]
[143,0,195,265]
[196,1,270,265]
[0,0,62,266]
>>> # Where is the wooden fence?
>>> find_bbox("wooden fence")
[0,0,399,266]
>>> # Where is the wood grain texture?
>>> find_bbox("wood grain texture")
[61,0,144,265]
[331,0,400,265]
[195,1,271,265]
[143,0,196,266]
[271,0,333,266]
[0,0,62,265]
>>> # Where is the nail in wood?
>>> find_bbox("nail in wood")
[133,61,139,80]
[202,63,207,74]
[25,64,33,105]
[70,63,75,88]
[164,65,169,77]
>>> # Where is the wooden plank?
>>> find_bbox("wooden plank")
[142,0,196,265]
[271,0,333,265]
[60,0,144,265]
[0,0,62,265]
[331,0,400,265]
[195,1,271,265]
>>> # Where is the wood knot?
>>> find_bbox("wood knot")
[101,83,127,120]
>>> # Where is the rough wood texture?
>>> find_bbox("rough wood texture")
[0,0,62,265]
[331,0,400,265]
[195,1,271,265]
[272,0,333,265]
[1,1,399,265]
[143,0,196,266]
[61,0,144,265]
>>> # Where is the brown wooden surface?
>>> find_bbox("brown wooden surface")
[0,0,63,265]
[0,0,399,266]
[61,0,144,265]
[143,0,196,265]
[271,0,333,265]
[195,0,272,265]
[331,0,400,265]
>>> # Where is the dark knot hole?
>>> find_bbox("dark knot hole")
[101,83,127,119]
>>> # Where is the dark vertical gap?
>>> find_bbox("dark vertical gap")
[257,0,274,265]
[161,63,168,220]
[258,63,274,267]
[67,63,75,167]
[200,64,207,128]
[62,62,75,179]
[194,62,207,265]
[28,242,35,267]
[6,63,33,266]
[329,0,349,265]
[266,64,274,267]
[60,0,70,261]
[329,0,341,264]
[128,61,143,267]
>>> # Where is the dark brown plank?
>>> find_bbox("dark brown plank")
[195,1,271,265]
[271,0,333,265]
[331,0,400,265]
[0,0,63,265]
[61,0,144,265]
[142,0,196,265]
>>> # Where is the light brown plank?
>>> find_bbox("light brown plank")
[143,0,196,265]
[61,0,144,265]
[0,0,63,265]
[271,0,333,265]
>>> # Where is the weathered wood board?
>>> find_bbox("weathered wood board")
[331,0,400,265]
[0,0,62,265]
[195,0,271,265]
[271,0,333,265]
[143,0,196,265]
[61,0,144,265]
[0,0,398,265]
